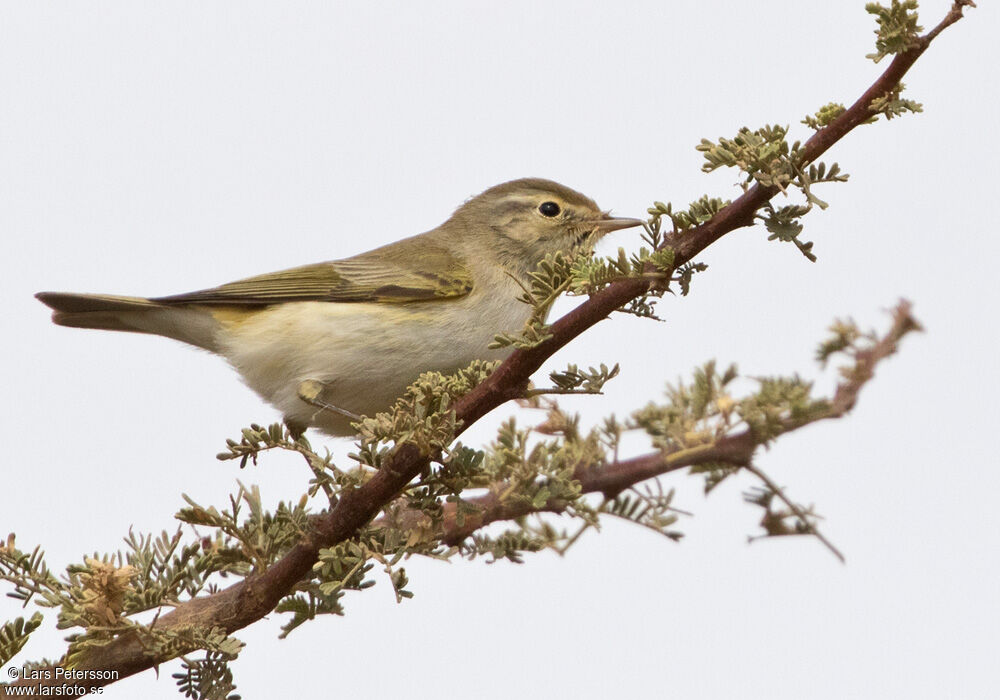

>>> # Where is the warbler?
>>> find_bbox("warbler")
[37,178,642,436]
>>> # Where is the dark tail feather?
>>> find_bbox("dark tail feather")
[36,292,158,332]
[35,291,222,351]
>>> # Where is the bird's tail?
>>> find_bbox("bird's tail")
[35,292,220,351]
[36,292,159,331]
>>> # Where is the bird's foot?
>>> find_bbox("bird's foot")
[297,379,362,422]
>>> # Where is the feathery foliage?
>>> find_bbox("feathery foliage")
[866,0,922,63]
[0,613,42,667]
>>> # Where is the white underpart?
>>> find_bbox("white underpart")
[215,270,532,435]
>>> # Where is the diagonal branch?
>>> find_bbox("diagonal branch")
[1,1,969,693]
[401,300,919,547]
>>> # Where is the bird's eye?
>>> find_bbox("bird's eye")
[538,201,561,217]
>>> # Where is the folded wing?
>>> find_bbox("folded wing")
[153,238,474,306]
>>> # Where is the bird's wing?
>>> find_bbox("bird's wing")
[152,238,474,306]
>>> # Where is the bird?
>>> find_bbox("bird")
[36,178,642,436]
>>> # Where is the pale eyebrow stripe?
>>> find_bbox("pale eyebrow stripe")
[491,196,543,218]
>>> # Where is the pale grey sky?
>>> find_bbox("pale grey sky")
[2,2,998,698]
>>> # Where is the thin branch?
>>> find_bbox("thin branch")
[745,464,846,563]
[522,388,606,398]
[829,300,923,416]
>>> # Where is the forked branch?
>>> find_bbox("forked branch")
[1,0,970,692]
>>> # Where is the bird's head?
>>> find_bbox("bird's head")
[447,178,643,276]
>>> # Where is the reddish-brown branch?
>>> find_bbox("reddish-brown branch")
[408,300,918,547]
[435,443,750,546]
[2,3,967,693]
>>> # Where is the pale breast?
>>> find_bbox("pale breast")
[213,271,533,435]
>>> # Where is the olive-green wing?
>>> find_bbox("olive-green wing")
[152,237,474,306]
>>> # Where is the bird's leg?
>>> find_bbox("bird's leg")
[284,416,309,440]
[297,379,362,423]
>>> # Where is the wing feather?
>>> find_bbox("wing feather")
[152,237,473,306]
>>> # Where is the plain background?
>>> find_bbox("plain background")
[2,2,997,698]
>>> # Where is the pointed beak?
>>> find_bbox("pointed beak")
[590,215,645,233]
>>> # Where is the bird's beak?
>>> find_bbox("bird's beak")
[590,215,645,233]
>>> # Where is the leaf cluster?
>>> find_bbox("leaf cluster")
[173,651,241,700]
[490,252,577,349]
[177,485,311,571]
[743,485,823,539]
[216,423,366,505]
[603,482,684,542]
[866,0,922,63]
[0,612,42,666]
[694,122,851,260]
[698,124,801,191]
[113,625,243,675]
[276,531,414,638]
[533,363,621,397]
[649,196,730,233]
[352,359,501,466]
[802,102,848,130]
[869,82,924,120]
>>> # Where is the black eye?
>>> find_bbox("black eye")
[538,201,561,217]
